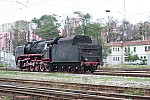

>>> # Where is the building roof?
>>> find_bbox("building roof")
[107,40,150,47]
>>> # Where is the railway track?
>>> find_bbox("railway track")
[0,84,150,100]
[0,67,150,77]
[0,78,150,96]
[94,70,150,77]
[97,68,150,71]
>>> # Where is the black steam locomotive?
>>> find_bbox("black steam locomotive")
[15,35,103,73]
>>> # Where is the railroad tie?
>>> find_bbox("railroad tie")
[14,96,31,100]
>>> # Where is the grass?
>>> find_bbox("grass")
[1,96,12,100]
[127,77,150,82]
[0,70,79,79]
[99,64,150,69]
[0,70,17,74]
[100,77,116,81]
[126,77,139,81]
[0,64,4,67]
[125,90,144,95]
[44,73,80,78]
[121,65,150,69]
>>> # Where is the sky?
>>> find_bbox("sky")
[0,0,150,25]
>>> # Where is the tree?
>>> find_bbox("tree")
[132,54,139,61]
[74,11,110,59]
[73,11,106,44]
[124,46,132,61]
[31,14,61,39]
[73,11,91,35]
[138,21,150,40]
[124,46,139,62]
[106,16,119,42]
[102,45,111,59]
[12,20,29,55]
[119,19,134,41]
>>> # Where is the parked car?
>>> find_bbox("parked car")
[130,60,143,65]
[124,60,144,65]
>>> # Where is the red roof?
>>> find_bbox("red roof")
[107,40,150,47]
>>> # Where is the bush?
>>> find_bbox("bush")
[0,64,4,67]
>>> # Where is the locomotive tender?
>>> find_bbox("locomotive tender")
[15,35,103,73]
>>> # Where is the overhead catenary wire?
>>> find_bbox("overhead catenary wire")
[0,0,149,24]
[16,1,28,7]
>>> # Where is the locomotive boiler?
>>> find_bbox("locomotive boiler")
[15,35,103,73]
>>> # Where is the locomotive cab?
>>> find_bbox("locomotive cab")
[43,40,54,59]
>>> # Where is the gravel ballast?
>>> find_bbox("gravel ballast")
[0,70,150,88]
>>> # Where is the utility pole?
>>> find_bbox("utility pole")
[124,0,126,12]
[105,10,126,65]
[105,10,111,43]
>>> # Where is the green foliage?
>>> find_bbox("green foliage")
[74,11,112,61]
[17,39,27,46]
[74,11,109,59]
[73,11,92,35]
[124,46,131,61]
[132,54,139,61]
[99,64,150,69]
[124,46,139,62]
[1,96,12,100]
[0,64,4,67]
[31,14,60,39]
[0,70,17,74]
[102,45,111,59]
[74,26,83,35]
[142,58,147,65]
[73,11,106,44]
[125,90,143,95]
[106,16,120,42]
[12,20,28,55]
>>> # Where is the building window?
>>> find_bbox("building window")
[145,46,147,51]
[148,46,150,50]
[113,48,114,51]
[133,47,136,52]
[115,48,117,51]
[118,57,119,61]
[124,57,127,61]
[144,56,146,59]
[113,56,120,61]
[118,48,119,51]
[113,57,115,61]
[125,47,127,52]
[116,57,117,61]
[141,56,143,59]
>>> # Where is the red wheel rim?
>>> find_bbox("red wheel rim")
[40,65,45,72]
[30,66,34,72]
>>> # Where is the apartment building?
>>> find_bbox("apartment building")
[106,40,150,65]
[0,21,42,66]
